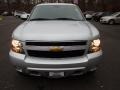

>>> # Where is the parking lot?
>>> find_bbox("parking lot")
[0,16,120,90]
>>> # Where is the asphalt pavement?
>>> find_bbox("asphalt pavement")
[0,16,120,90]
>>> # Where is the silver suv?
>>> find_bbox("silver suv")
[9,3,102,78]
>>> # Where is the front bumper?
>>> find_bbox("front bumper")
[9,50,102,77]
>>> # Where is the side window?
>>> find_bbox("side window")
[116,14,120,17]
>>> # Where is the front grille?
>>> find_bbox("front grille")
[25,41,88,58]
[27,50,85,58]
[26,41,87,46]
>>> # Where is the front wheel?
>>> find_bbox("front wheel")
[109,20,115,25]
[16,69,30,77]
[89,67,97,72]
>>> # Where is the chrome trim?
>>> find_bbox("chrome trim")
[24,40,89,57]
[22,41,28,56]
[25,45,87,51]
[27,67,86,71]
[25,40,87,42]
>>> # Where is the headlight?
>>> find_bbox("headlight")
[11,39,24,54]
[88,39,101,53]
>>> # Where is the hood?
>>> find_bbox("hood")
[13,21,99,41]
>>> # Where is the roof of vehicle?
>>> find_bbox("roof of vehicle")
[36,3,76,6]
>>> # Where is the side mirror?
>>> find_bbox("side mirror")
[85,14,92,20]
[21,14,30,20]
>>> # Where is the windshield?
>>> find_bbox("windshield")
[111,12,119,16]
[29,5,84,21]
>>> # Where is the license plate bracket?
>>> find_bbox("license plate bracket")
[49,72,64,77]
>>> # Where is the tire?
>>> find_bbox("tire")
[85,67,97,76]
[18,16,20,18]
[88,67,97,73]
[16,68,30,76]
[109,20,115,25]
[100,21,104,24]
[95,19,98,22]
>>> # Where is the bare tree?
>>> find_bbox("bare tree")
[6,0,11,14]
[26,0,31,12]
[101,0,105,11]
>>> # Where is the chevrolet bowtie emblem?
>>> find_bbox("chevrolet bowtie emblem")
[50,46,63,52]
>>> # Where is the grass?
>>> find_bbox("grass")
[0,15,4,21]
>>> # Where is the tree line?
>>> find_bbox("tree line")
[0,0,120,14]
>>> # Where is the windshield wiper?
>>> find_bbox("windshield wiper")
[30,18,52,21]
[53,18,80,21]
[30,18,81,21]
